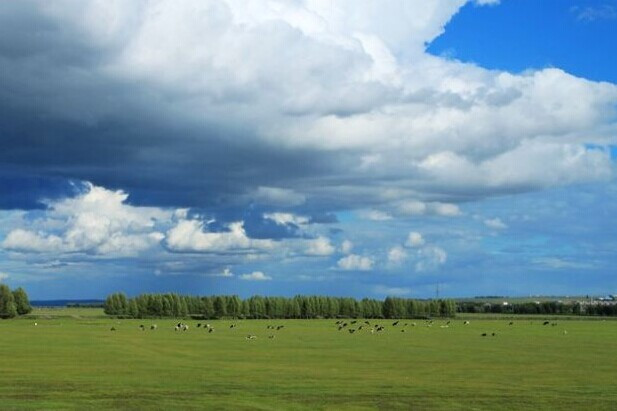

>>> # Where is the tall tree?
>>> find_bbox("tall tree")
[0,284,17,318]
[12,287,32,315]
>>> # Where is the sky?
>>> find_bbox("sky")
[0,0,616,300]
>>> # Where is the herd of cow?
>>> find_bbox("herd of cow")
[107,319,566,338]
[108,321,287,340]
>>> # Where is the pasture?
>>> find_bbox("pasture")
[1,309,617,410]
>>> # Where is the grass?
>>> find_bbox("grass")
[1,308,616,409]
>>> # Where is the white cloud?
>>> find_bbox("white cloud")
[166,219,274,254]
[340,239,353,254]
[415,246,447,272]
[397,201,461,217]
[264,212,309,226]
[253,187,306,207]
[533,257,595,270]
[571,5,617,22]
[0,272,9,281]
[358,209,393,221]
[6,1,617,211]
[208,267,234,277]
[387,245,408,265]
[337,254,374,271]
[239,271,272,281]
[484,218,507,230]
[474,0,500,6]
[1,183,169,255]
[303,236,335,256]
[405,231,425,247]
[373,285,411,296]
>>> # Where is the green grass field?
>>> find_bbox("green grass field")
[1,308,617,410]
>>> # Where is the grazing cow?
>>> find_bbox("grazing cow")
[508,322,514,326]
[338,326,343,331]
[174,326,180,331]
[34,322,38,326]
[342,323,348,328]
[208,328,214,333]
[348,329,356,334]
[446,321,451,325]
[463,321,470,325]
[401,329,406,333]
[268,335,275,339]
[491,332,496,337]
[205,324,211,329]
[351,320,357,324]
[197,323,202,328]
[110,327,116,331]
[412,322,417,327]
[276,325,284,330]
[364,321,370,325]
[370,328,375,334]
[358,326,363,330]
[151,324,157,330]
[246,335,257,340]
[139,325,145,331]
[543,321,550,325]
[230,324,236,329]
[481,333,487,337]
[392,321,399,326]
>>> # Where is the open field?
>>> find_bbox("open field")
[1,308,617,410]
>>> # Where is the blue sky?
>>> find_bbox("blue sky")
[0,0,616,299]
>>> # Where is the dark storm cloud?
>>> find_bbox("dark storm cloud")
[0,2,343,212]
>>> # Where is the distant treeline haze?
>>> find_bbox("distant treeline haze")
[104,293,457,319]
[458,301,617,316]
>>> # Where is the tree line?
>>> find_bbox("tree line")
[104,293,457,319]
[457,301,617,316]
[0,284,32,318]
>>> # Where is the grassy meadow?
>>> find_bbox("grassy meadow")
[1,308,617,410]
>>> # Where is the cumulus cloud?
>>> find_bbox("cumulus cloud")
[337,254,374,271]
[358,210,393,221]
[263,212,309,226]
[303,236,336,256]
[1,184,169,255]
[212,268,234,277]
[166,219,274,254]
[387,245,408,265]
[340,240,354,254]
[239,271,272,281]
[415,246,447,272]
[0,1,614,217]
[405,232,426,247]
[484,218,507,230]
